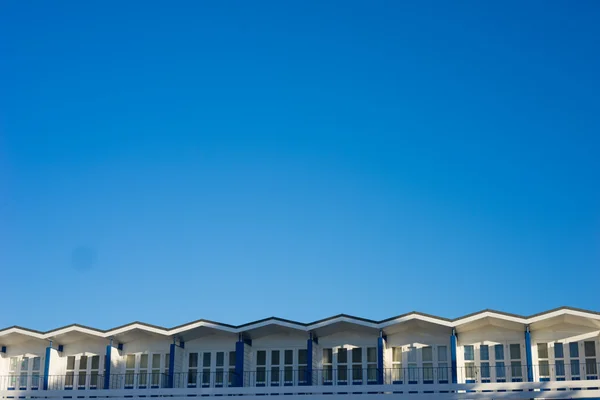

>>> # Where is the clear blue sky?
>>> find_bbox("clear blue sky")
[1,1,599,331]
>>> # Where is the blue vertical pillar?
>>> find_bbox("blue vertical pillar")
[235,335,246,387]
[450,329,458,384]
[377,331,385,385]
[104,340,112,389]
[168,343,176,388]
[525,326,533,382]
[43,343,52,390]
[306,334,313,386]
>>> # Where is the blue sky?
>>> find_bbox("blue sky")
[1,1,599,331]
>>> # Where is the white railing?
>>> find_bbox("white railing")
[2,380,600,400]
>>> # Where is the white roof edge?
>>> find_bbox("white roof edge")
[308,316,379,331]
[169,321,238,335]
[379,314,453,328]
[452,311,527,326]
[44,326,106,339]
[527,309,600,324]
[237,320,308,332]
[107,323,170,337]
[0,327,46,340]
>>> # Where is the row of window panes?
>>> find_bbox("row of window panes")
[65,355,103,388]
[256,349,308,385]
[321,347,378,383]
[9,357,42,389]
[124,354,169,388]
[188,351,235,387]
[463,344,522,381]
[537,341,597,378]
[391,346,448,383]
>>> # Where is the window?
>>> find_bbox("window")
[495,345,504,361]
[271,350,280,385]
[392,347,403,383]
[422,347,433,383]
[90,355,101,388]
[202,353,211,387]
[537,344,549,379]
[125,354,136,388]
[139,354,149,387]
[19,358,28,389]
[555,343,564,359]
[31,357,41,389]
[337,348,348,384]
[78,356,88,388]
[570,342,580,378]
[464,345,474,361]
[323,348,333,384]
[352,348,362,383]
[480,345,489,361]
[298,349,308,384]
[284,350,293,385]
[407,347,418,383]
[215,352,225,387]
[151,354,161,387]
[438,346,448,383]
[228,352,236,387]
[66,356,76,388]
[188,353,198,387]
[584,341,597,377]
[510,344,522,381]
[367,347,377,383]
[554,343,565,379]
[256,351,266,385]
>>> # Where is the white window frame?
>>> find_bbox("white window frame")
[9,355,42,390]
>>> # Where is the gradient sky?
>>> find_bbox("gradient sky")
[1,1,599,331]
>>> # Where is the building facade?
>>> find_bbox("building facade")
[1,307,600,399]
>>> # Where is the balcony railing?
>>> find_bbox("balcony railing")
[1,364,599,391]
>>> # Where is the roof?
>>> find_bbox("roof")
[1,306,598,342]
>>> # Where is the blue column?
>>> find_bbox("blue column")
[306,336,313,386]
[168,343,176,388]
[235,337,245,387]
[104,342,112,389]
[43,345,51,390]
[525,326,533,382]
[377,332,385,385]
[450,329,458,384]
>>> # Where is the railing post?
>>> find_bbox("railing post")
[377,330,385,384]
[451,328,458,384]
[525,325,533,382]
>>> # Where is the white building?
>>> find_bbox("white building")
[1,307,600,399]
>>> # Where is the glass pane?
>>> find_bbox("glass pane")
[338,348,347,364]
[257,351,266,366]
[91,355,100,370]
[438,346,447,362]
[537,343,548,359]
[229,352,236,366]
[511,361,522,377]
[189,353,198,368]
[323,348,332,364]
[423,363,433,381]
[32,357,41,371]
[21,358,29,371]
[539,361,549,376]
[465,362,475,379]
[256,367,266,383]
[464,345,474,361]
[510,344,521,360]
[152,354,161,368]
[572,360,580,376]
[570,342,579,358]
[586,359,597,375]
[271,350,280,366]
[496,362,506,378]
[393,347,402,362]
[495,345,504,360]
[10,357,18,371]
[216,352,224,367]
[422,347,433,362]
[284,350,293,365]
[140,354,148,368]
[298,349,307,365]
[585,341,596,357]
[392,365,403,381]
[407,347,416,363]
[337,366,347,381]
[367,347,377,363]
[556,360,565,376]
[352,366,362,381]
[480,345,489,361]
[151,371,160,386]
[67,356,76,370]
[554,343,564,359]
[90,371,98,386]
[66,371,75,386]
[124,371,134,386]
[126,354,136,369]
[188,369,198,385]
[80,356,88,370]
[352,347,362,363]
[139,371,148,386]
[78,371,86,386]
[203,353,211,368]
[481,362,490,378]
[438,363,448,381]
[165,354,169,371]
[284,366,293,382]
[271,366,280,382]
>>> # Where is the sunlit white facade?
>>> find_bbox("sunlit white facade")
[1,307,600,399]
